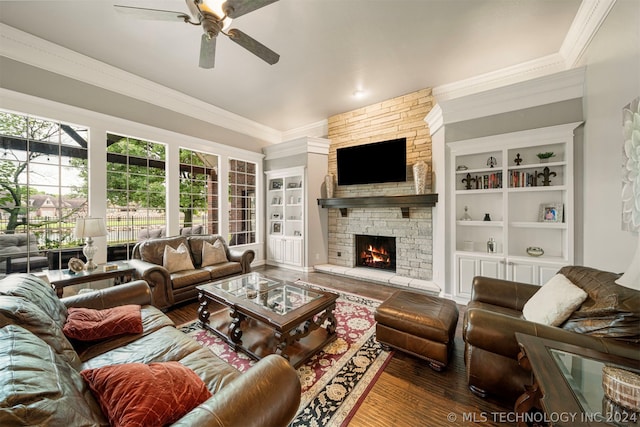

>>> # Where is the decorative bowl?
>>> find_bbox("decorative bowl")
[526,247,544,257]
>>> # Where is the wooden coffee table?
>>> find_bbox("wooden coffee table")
[196,273,338,368]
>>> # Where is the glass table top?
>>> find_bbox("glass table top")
[550,349,640,426]
[203,272,323,316]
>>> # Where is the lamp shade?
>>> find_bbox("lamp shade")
[74,217,108,239]
[615,235,640,290]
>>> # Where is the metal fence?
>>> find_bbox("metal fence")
[0,213,208,249]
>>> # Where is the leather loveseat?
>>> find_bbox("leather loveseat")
[129,234,255,310]
[0,273,300,426]
[463,265,640,403]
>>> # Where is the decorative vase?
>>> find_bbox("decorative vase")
[324,173,335,198]
[413,161,428,195]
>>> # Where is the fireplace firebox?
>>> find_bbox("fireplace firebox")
[355,234,396,271]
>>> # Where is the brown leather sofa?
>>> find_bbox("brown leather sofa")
[463,265,640,403]
[129,234,255,310]
[0,273,300,426]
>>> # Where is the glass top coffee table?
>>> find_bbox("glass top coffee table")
[196,272,338,368]
[515,333,640,427]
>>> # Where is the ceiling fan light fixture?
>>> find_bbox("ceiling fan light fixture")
[202,0,233,30]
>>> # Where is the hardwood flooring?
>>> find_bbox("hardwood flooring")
[166,265,516,427]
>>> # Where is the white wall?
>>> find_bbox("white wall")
[581,0,640,271]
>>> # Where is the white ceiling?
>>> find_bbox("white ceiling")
[0,0,582,133]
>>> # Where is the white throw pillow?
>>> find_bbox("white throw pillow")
[522,274,588,326]
[162,243,195,273]
[201,239,228,267]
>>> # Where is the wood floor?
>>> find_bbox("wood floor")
[166,265,516,427]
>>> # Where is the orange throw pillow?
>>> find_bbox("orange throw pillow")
[81,362,212,427]
[63,305,143,341]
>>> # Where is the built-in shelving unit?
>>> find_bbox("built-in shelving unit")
[266,167,305,268]
[448,122,582,302]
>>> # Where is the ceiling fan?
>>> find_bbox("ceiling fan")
[114,0,280,69]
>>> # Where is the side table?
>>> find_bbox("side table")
[46,260,136,298]
[515,333,640,427]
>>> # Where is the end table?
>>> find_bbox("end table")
[46,260,136,298]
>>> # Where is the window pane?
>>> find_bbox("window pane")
[0,110,89,274]
[106,134,166,251]
[228,158,256,246]
[179,148,218,235]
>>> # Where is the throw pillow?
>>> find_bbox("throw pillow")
[63,305,143,341]
[201,239,228,267]
[163,242,195,273]
[81,361,211,427]
[522,274,588,326]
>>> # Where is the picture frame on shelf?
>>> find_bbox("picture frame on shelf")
[272,222,281,234]
[539,203,563,223]
[287,182,299,189]
[271,180,282,190]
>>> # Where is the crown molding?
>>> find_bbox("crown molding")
[281,119,329,141]
[262,136,330,160]
[0,23,283,144]
[424,104,443,134]
[432,0,614,104]
[433,53,568,102]
[436,67,586,125]
[560,0,617,67]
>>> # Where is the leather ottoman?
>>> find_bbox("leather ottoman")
[375,290,459,371]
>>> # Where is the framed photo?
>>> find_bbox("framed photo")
[272,222,281,234]
[539,203,563,223]
[271,180,282,190]
[287,182,298,189]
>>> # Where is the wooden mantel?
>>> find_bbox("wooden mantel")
[317,194,438,218]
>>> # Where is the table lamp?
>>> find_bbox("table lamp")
[74,217,108,271]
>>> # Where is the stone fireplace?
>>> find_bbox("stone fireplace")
[355,234,396,271]
[314,88,440,295]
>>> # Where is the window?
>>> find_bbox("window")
[0,110,88,273]
[228,159,256,246]
[179,148,218,235]
[106,134,166,255]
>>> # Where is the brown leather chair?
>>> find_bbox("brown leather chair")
[462,266,640,403]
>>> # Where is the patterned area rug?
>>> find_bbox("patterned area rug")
[179,282,393,427]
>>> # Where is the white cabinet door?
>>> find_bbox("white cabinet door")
[508,261,536,284]
[283,239,302,266]
[539,265,561,284]
[457,256,477,297]
[479,258,504,280]
[268,237,284,263]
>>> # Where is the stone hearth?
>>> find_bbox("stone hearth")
[314,263,440,295]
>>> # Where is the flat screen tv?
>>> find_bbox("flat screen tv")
[337,138,407,186]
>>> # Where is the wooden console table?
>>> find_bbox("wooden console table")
[46,260,136,298]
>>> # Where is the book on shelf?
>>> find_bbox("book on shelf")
[509,170,538,187]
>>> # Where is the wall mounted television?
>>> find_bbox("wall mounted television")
[337,138,407,186]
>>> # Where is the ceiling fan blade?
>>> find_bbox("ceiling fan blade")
[114,5,189,22]
[222,0,279,19]
[199,34,216,69]
[227,29,279,65]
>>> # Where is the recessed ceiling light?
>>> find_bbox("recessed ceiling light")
[352,89,366,98]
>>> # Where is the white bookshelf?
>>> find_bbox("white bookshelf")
[448,122,582,301]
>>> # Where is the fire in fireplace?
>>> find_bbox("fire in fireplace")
[355,234,396,271]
